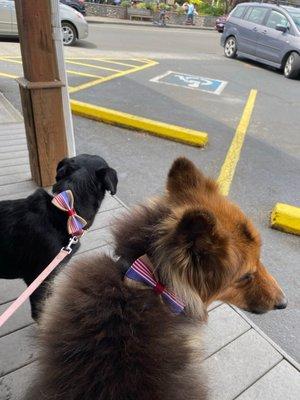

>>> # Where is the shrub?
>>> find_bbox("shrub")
[145,2,158,11]
[158,3,171,11]
[136,2,147,9]
[197,2,224,16]
[120,0,131,7]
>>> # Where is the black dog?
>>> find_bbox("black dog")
[0,154,118,321]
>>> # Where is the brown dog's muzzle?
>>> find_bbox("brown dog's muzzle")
[217,262,287,314]
[242,263,287,314]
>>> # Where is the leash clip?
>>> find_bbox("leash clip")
[62,236,79,254]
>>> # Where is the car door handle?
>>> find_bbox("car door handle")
[253,27,258,31]
[262,29,267,34]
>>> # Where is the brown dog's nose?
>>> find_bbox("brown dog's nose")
[274,296,288,310]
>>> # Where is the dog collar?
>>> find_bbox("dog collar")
[125,255,185,315]
[52,190,87,237]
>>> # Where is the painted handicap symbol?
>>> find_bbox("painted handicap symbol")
[174,74,213,88]
[150,71,228,95]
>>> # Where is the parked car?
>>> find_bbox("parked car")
[221,2,300,78]
[60,0,86,16]
[216,15,227,33]
[0,1,88,46]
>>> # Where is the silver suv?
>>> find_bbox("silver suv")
[221,2,300,79]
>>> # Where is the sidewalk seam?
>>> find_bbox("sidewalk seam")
[231,305,300,371]
[231,358,283,400]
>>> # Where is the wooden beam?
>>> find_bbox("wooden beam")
[15,0,68,187]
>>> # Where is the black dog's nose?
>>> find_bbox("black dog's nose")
[274,296,288,310]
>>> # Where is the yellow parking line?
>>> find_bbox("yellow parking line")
[66,60,121,73]
[0,69,78,92]
[65,57,101,60]
[217,89,257,196]
[68,78,103,93]
[67,70,103,79]
[69,60,158,94]
[123,57,152,63]
[89,58,138,68]
[0,57,22,65]
[0,56,20,60]
[0,71,18,79]
[0,57,103,79]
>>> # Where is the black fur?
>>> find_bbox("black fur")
[0,154,117,320]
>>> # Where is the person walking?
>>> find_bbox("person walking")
[186,1,195,25]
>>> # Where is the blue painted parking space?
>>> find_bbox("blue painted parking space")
[150,70,227,95]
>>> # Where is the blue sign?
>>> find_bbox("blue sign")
[150,71,227,95]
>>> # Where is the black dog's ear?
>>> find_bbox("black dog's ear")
[96,167,118,195]
[55,158,77,182]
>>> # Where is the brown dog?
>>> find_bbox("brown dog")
[25,158,286,400]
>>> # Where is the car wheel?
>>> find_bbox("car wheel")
[283,52,300,79]
[224,36,237,59]
[61,22,76,46]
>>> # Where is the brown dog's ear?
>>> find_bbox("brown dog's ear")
[96,167,118,195]
[167,157,210,199]
[176,209,216,251]
[167,157,219,200]
[167,157,218,202]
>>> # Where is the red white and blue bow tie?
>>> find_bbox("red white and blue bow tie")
[125,257,185,315]
[52,190,87,236]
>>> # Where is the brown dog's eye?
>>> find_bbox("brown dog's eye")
[238,273,253,283]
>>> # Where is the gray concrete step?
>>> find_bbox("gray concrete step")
[0,325,37,376]
[236,360,300,400]
[202,329,282,400]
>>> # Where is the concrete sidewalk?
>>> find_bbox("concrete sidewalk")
[86,15,215,30]
[0,93,299,399]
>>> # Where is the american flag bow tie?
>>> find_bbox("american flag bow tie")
[125,257,185,315]
[52,190,87,236]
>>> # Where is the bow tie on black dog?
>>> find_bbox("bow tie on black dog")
[0,154,118,321]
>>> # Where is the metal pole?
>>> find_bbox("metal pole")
[51,0,76,157]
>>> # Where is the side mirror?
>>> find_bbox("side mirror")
[275,24,288,33]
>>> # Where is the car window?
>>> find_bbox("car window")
[286,10,300,30]
[265,10,289,29]
[245,6,268,24]
[231,5,247,19]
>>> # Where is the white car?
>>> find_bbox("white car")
[0,0,88,46]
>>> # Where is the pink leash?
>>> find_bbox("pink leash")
[0,236,78,328]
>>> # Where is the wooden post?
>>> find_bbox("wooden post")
[15,0,69,187]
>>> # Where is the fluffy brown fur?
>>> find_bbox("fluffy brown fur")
[26,157,286,400]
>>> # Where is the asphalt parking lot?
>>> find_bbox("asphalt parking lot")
[0,23,299,362]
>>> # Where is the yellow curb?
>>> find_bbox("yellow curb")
[270,203,300,235]
[70,100,208,147]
